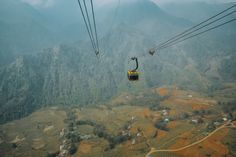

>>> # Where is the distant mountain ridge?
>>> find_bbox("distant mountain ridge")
[162,1,236,23]
[0,0,235,124]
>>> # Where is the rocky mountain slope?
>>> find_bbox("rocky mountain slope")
[162,1,236,23]
[0,0,235,124]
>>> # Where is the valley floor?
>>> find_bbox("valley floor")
[0,86,236,157]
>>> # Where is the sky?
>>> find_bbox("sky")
[21,0,236,7]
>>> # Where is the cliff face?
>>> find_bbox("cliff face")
[0,0,235,123]
[0,45,115,123]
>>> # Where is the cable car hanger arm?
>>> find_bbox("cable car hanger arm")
[131,57,138,72]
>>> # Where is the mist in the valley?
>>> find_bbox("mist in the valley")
[0,1,236,157]
[0,0,235,123]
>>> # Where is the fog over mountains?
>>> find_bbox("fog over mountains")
[0,0,235,123]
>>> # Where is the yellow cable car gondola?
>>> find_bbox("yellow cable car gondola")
[127,57,139,81]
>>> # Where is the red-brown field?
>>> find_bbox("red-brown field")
[0,86,235,157]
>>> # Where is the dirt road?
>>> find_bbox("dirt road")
[145,121,235,157]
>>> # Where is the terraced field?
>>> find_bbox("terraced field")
[0,86,235,157]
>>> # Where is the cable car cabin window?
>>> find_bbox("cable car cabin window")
[127,71,139,81]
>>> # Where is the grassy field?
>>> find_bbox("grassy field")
[0,85,235,157]
[0,108,66,157]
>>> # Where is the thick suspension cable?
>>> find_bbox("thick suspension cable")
[77,0,96,51]
[90,0,99,53]
[156,10,235,50]
[159,18,236,50]
[83,0,97,51]
[153,4,236,51]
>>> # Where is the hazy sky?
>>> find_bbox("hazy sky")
[22,0,236,7]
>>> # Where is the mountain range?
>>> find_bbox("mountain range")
[0,0,235,124]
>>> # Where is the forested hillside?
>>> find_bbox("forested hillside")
[0,0,235,124]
